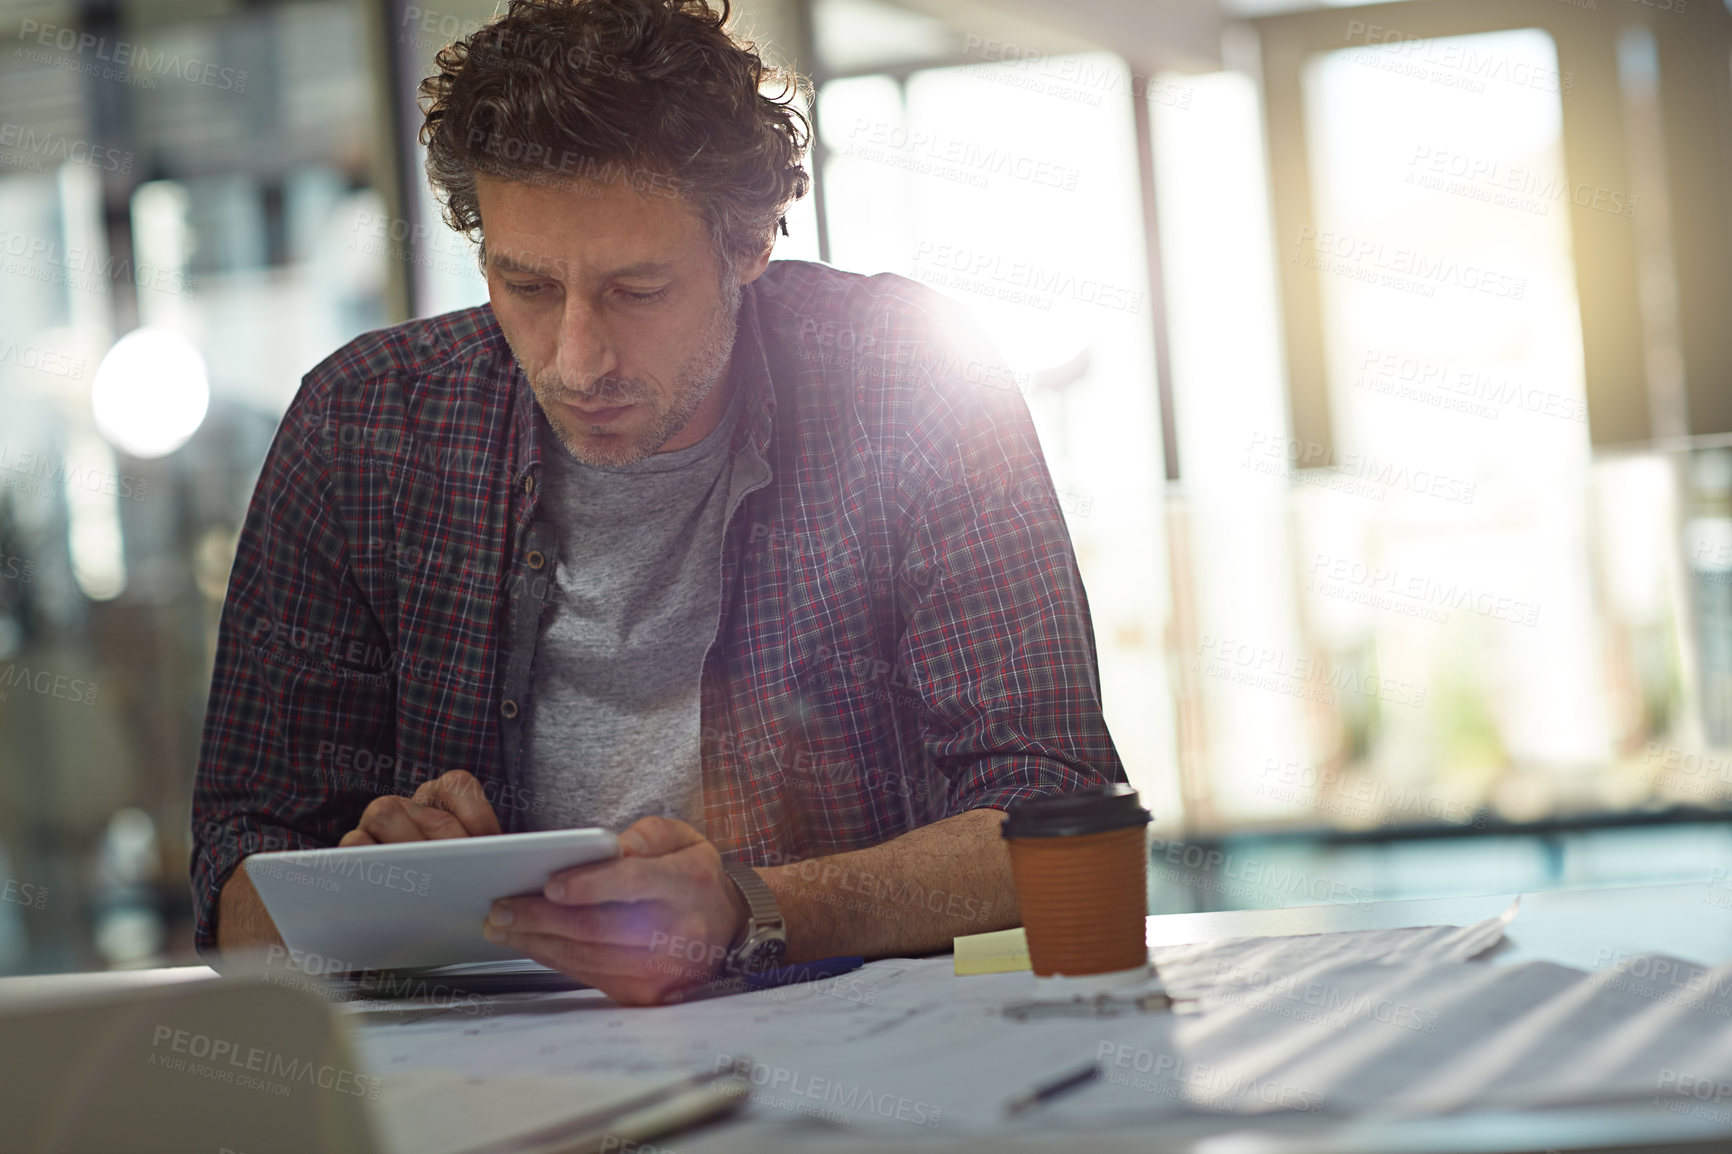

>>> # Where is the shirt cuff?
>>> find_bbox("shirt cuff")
[191,820,321,959]
[947,754,1123,817]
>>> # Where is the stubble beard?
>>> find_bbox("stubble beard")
[527,276,741,468]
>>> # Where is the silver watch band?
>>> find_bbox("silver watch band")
[720,859,786,973]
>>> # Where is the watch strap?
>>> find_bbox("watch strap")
[720,859,786,973]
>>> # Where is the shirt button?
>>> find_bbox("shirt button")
[500,699,519,720]
[523,474,535,494]
[527,550,545,570]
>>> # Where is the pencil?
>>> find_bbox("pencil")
[1004,1061,1102,1115]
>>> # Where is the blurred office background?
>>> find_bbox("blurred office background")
[1,0,1730,971]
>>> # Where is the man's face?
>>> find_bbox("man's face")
[476,175,767,467]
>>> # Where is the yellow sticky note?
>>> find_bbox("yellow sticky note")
[953,926,1030,975]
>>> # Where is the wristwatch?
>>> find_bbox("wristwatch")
[719,859,787,974]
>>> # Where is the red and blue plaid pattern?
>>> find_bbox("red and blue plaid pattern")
[190,259,1125,953]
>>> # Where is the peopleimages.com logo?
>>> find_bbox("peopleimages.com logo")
[16,19,248,92]
[256,852,431,897]
[148,1026,380,1099]
[0,663,99,706]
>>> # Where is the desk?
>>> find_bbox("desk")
[10,883,1732,1153]
[646,883,1732,1152]
[337,883,1732,1150]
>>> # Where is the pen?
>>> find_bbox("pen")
[1004,1061,1101,1116]
[661,956,866,1005]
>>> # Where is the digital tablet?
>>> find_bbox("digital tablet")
[244,828,620,971]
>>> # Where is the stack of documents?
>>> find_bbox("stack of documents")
[1146,952,1732,1119]
[346,910,1512,1137]
[349,905,1732,1139]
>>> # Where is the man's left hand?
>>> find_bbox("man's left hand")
[482,816,749,1005]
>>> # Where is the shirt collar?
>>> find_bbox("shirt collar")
[729,275,777,463]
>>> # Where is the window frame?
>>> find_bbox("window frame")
[1249,0,1732,454]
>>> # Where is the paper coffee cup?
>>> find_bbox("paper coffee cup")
[1002,784,1152,987]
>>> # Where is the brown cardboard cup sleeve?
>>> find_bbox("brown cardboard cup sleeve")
[1002,784,1152,981]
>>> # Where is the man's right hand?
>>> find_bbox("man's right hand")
[216,771,502,956]
[338,770,503,845]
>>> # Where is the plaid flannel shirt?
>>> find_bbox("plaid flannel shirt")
[190,259,1125,954]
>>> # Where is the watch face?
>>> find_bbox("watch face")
[739,937,787,974]
[754,939,788,972]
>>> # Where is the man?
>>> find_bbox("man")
[192,0,1124,1005]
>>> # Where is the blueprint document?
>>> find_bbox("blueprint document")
[348,910,1527,1138]
[345,902,1732,1138]
[1049,902,1732,1132]
[1133,951,1732,1120]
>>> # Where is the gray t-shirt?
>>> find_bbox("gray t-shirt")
[522,382,748,834]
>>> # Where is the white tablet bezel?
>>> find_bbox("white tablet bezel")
[244,828,620,971]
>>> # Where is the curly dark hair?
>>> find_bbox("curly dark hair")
[418,0,811,272]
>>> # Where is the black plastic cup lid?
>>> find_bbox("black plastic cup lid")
[1000,783,1152,839]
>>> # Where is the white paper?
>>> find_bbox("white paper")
[348,911,1519,1137]
[1150,897,1518,999]
[1055,946,1732,1129]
